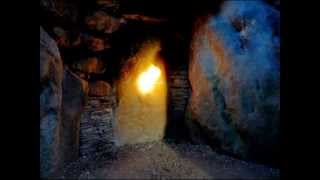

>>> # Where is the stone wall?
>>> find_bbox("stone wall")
[166,65,191,141]
[80,95,117,157]
[168,68,190,112]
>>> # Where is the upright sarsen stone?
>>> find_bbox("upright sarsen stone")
[186,1,280,164]
[40,26,89,178]
[60,68,88,165]
[40,26,63,177]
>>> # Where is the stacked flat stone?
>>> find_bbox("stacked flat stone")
[165,65,191,140]
[168,66,190,112]
[78,0,120,159]
[79,94,117,158]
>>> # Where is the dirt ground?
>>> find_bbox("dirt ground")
[62,140,280,179]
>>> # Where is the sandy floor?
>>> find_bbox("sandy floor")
[62,141,280,179]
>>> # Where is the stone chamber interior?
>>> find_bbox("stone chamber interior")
[40,0,280,178]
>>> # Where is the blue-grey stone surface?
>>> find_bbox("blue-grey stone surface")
[187,0,280,164]
[40,26,63,177]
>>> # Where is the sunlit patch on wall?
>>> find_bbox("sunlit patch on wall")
[115,40,167,146]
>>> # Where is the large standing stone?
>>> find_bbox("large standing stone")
[40,26,89,177]
[186,1,280,165]
[40,26,63,177]
[60,68,88,165]
[40,26,90,177]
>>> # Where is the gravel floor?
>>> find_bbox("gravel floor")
[61,140,280,179]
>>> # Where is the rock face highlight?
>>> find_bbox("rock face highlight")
[186,0,280,165]
[40,26,89,177]
[40,26,63,177]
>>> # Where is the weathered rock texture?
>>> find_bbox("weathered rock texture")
[60,68,88,166]
[115,41,167,146]
[168,67,190,113]
[186,0,280,164]
[72,57,105,74]
[80,95,117,158]
[165,65,191,140]
[40,26,63,177]
[85,11,122,34]
[40,0,80,24]
[89,80,112,97]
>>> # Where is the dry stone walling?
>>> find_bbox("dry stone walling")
[79,83,117,158]
[165,64,191,141]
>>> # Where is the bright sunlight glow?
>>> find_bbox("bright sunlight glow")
[137,65,161,94]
